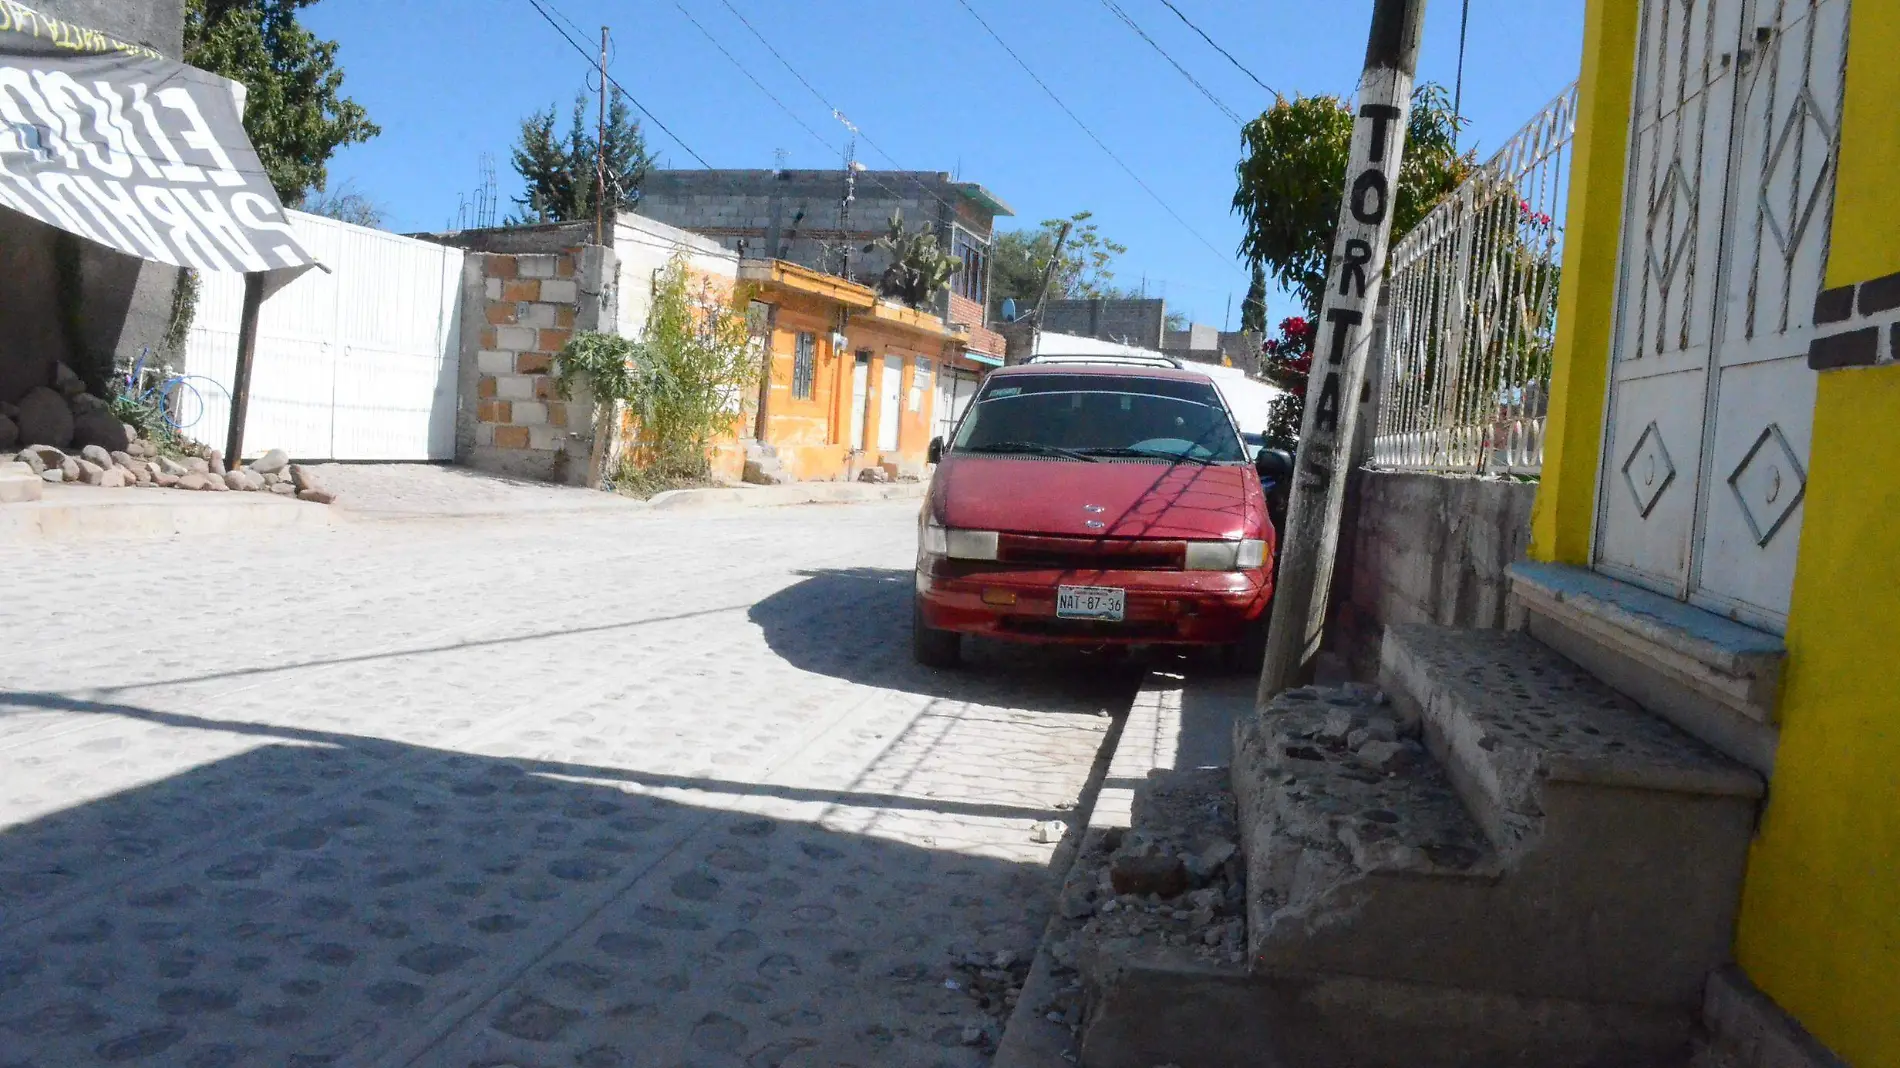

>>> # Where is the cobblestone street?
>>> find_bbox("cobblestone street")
[0,498,1136,1067]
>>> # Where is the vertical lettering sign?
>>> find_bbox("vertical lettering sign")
[0,1,316,273]
[1259,0,1425,696]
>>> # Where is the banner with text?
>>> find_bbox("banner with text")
[0,1,318,274]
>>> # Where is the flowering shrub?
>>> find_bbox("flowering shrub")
[1258,315,1316,447]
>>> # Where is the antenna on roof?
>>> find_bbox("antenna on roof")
[773,147,788,175]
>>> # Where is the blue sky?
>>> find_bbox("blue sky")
[304,0,1584,330]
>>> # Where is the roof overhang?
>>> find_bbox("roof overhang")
[862,298,969,343]
[953,183,1014,219]
[738,258,877,309]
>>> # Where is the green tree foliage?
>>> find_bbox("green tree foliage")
[1241,262,1268,334]
[510,90,653,224]
[302,179,385,227]
[183,0,380,206]
[988,211,1129,318]
[870,210,959,309]
[1233,83,1470,317]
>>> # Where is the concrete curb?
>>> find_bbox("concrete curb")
[992,667,1255,1068]
[0,485,338,542]
[644,480,925,511]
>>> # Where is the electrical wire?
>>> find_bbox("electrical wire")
[950,0,1240,274]
[709,0,971,223]
[523,0,713,168]
[1098,0,1243,124]
[1153,0,1280,102]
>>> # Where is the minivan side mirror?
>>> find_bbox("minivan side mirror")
[1255,447,1293,482]
[927,436,944,465]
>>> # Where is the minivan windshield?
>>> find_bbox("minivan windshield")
[951,373,1246,463]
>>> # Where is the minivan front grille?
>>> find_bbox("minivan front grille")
[995,534,1185,571]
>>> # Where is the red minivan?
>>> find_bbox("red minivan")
[913,355,1291,669]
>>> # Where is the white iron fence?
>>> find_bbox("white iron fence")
[181,211,465,461]
[1373,83,1578,477]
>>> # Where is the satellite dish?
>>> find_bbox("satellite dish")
[1001,298,1018,322]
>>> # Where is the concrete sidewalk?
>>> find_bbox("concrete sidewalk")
[0,482,337,542]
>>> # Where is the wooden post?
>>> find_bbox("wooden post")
[1259,0,1428,700]
[225,271,265,464]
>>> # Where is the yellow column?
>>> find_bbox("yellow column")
[1526,0,1641,565]
[1733,4,1900,1064]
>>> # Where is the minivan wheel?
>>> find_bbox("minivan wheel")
[912,600,962,668]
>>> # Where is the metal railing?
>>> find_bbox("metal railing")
[1373,83,1578,477]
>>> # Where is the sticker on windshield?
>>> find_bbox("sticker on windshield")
[986,387,1022,398]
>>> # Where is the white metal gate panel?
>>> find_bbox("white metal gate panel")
[878,355,903,452]
[182,211,463,461]
[1598,0,1842,631]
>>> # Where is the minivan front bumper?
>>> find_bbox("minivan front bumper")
[914,557,1271,645]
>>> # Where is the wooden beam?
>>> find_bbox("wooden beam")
[225,271,265,464]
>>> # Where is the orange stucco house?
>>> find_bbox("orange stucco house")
[737,259,995,482]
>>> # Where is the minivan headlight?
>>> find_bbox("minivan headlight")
[923,520,1000,561]
[1184,539,1268,571]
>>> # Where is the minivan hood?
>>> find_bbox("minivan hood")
[933,456,1261,540]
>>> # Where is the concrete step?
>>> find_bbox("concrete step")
[1377,625,1763,1006]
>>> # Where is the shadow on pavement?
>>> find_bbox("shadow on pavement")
[0,691,1065,1068]
[748,567,1145,714]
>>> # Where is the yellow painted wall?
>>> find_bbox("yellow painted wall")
[1733,5,1900,1064]
[1526,0,1640,565]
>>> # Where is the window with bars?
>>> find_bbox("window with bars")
[792,331,817,400]
[951,228,987,305]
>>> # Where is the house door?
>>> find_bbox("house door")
[850,351,871,450]
[937,367,977,441]
[1595,0,1845,632]
[878,355,903,452]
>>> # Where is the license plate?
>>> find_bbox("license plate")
[1056,585,1125,621]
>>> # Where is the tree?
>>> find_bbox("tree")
[184,0,380,206]
[1233,83,1470,318]
[1240,262,1268,333]
[988,211,1129,318]
[870,211,959,309]
[510,90,653,224]
[303,180,385,227]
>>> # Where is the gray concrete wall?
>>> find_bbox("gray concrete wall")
[0,1,186,403]
[1330,470,1537,680]
[1041,298,1167,350]
[636,170,995,319]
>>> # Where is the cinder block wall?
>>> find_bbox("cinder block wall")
[455,245,617,485]
[1329,470,1537,679]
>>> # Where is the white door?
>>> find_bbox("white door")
[878,354,903,452]
[850,351,870,450]
[1596,0,1844,631]
[936,367,975,441]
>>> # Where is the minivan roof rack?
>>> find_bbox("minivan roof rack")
[1022,353,1186,370]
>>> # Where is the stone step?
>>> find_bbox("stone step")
[1377,624,1763,1006]
[1232,686,1503,987]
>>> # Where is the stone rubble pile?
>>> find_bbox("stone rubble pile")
[943,945,1033,1056]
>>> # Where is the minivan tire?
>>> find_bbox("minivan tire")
[912,600,962,668]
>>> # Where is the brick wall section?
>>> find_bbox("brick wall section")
[472,251,583,457]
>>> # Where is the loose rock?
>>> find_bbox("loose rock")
[17,387,73,449]
[268,482,296,496]
[74,458,105,485]
[99,466,128,488]
[176,473,213,491]
[0,414,16,451]
[207,450,225,476]
[80,444,113,469]
[71,408,130,452]
[13,448,45,474]
[297,487,336,505]
[251,447,290,474]
[1030,819,1066,844]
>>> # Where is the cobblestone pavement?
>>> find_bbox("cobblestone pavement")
[0,501,1135,1067]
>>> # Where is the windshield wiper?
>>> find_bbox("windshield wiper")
[1078,446,1214,466]
[962,441,1098,462]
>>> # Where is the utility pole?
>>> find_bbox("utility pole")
[835,111,859,281]
[595,26,609,246]
[1025,221,1071,364]
[1259,0,1427,701]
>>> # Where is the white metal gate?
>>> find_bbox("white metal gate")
[182,211,464,461]
[1597,0,1845,631]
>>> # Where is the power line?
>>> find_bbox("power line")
[673,1,971,243]
[1453,0,1471,123]
[1098,0,1243,124]
[1153,0,1281,102]
[708,0,969,222]
[523,0,713,169]
[950,0,1239,274]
